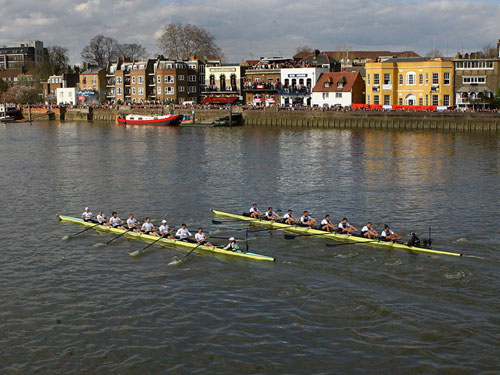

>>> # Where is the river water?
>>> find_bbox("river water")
[1,121,499,374]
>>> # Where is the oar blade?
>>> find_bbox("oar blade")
[284,234,296,240]
[212,219,223,225]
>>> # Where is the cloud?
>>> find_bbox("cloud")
[0,0,498,64]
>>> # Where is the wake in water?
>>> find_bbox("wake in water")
[167,256,182,266]
[453,237,469,243]
[93,243,107,248]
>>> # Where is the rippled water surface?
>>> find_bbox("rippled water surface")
[1,121,500,374]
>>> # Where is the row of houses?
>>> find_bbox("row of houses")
[2,39,500,110]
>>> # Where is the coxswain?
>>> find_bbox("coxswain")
[82,207,94,222]
[223,237,240,252]
[264,207,280,221]
[107,212,124,228]
[320,215,335,232]
[249,203,263,219]
[158,220,174,239]
[195,228,214,247]
[126,213,141,232]
[300,211,317,227]
[360,222,379,239]
[282,209,298,225]
[380,225,402,242]
[176,223,194,242]
[96,210,107,225]
[337,218,358,234]
[141,217,158,236]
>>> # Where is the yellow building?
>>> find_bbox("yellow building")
[365,58,454,107]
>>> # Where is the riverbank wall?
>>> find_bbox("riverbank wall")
[31,107,500,131]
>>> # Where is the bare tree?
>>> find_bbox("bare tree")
[295,45,313,55]
[158,23,223,60]
[426,49,442,58]
[47,46,69,73]
[482,44,497,58]
[81,35,120,67]
[119,43,148,60]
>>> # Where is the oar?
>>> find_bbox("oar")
[284,231,333,240]
[129,235,165,257]
[167,242,204,266]
[326,239,381,248]
[62,222,100,240]
[207,235,256,241]
[105,227,134,245]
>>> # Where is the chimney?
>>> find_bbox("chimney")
[314,49,320,57]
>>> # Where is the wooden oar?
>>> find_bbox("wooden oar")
[170,242,204,265]
[105,227,134,245]
[129,235,165,257]
[62,222,100,240]
[325,239,381,248]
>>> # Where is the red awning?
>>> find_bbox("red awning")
[201,96,239,104]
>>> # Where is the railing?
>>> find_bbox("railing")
[278,88,311,95]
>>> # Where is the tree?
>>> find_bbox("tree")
[81,34,120,67]
[47,46,69,74]
[482,44,497,58]
[118,43,148,60]
[0,78,8,93]
[158,23,223,60]
[426,49,442,58]
[295,45,313,55]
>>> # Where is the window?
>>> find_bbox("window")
[188,75,196,82]
[406,72,416,85]
[399,74,403,85]
[425,95,428,105]
[82,77,87,85]
[117,87,122,95]
[384,95,390,105]
[132,77,136,84]
[157,76,161,83]
[444,72,450,85]
[322,92,329,99]
[166,86,174,95]
[367,74,370,85]
[425,73,429,85]
[138,87,143,95]
[419,98,423,105]
[132,87,136,95]
[337,81,344,88]
[432,95,439,106]
[443,95,450,106]
[138,76,143,84]
[463,76,486,84]
[419,74,423,85]
[92,76,96,85]
[373,95,379,105]
[179,86,185,92]
[188,86,197,93]
[432,73,439,85]
[324,82,330,88]
[178,75,184,81]
[165,76,174,83]
[384,73,391,84]
[157,87,161,95]
[336,92,342,98]
[373,74,380,85]
[367,95,370,104]
[399,98,403,105]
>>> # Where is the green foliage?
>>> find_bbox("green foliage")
[0,79,8,93]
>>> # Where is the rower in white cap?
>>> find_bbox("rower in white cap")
[223,237,240,252]
[81,207,94,222]
[158,219,174,239]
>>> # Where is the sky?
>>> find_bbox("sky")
[0,0,499,65]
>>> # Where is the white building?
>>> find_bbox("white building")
[279,67,328,106]
[56,87,77,105]
[311,72,366,107]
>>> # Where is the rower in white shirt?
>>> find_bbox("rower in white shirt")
[141,217,158,236]
[249,203,263,219]
[96,210,107,225]
[300,210,317,228]
[176,223,194,242]
[195,228,214,247]
[264,207,281,221]
[107,212,124,228]
[282,209,298,225]
[361,222,379,239]
[82,207,94,222]
[158,220,174,239]
[126,213,141,232]
[380,224,402,242]
[320,215,335,232]
[337,218,358,234]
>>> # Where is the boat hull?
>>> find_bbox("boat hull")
[58,215,275,262]
[212,210,462,257]
[116,115,183,126]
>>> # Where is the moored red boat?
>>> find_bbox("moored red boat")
[116,114,183,126]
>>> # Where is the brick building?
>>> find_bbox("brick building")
[79,66,106,104]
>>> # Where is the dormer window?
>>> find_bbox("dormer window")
[324,82,330,88]
[337,82,344,88]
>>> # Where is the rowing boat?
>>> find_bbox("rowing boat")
[58,215,275,262]
[212,210,462,257]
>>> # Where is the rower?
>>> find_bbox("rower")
[380,224,402,242]
[360,222,379,239]
[264,207,280,221]
[82,207,94,222]
[176,223,194,242]
[282,209,298,225]
[320,215,335,232]
[223,237,240,252]
[126,213,141,232]
[141,217,159,236]
[300,211,317,228]
[96,210,107,225]
[337,218,358,235]
[158,220,174,239]
[195,228,214,247]
[249,203,263,219]
[107,212,124,228]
